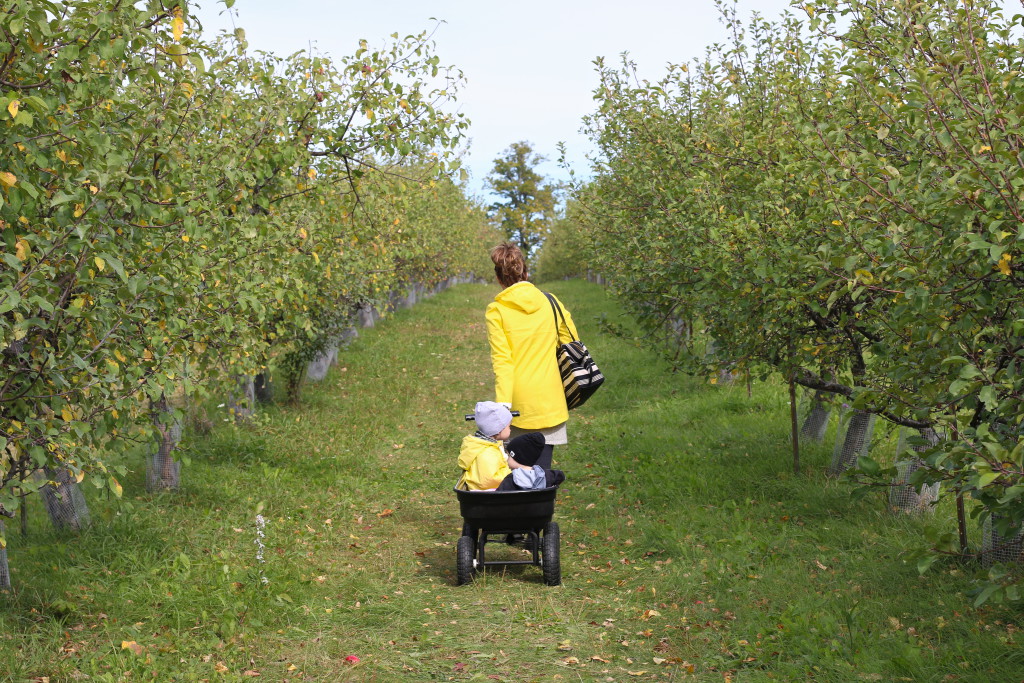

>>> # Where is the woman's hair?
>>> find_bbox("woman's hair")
[490,242,528,288]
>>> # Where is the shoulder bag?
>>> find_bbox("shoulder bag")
[544,292,604,410]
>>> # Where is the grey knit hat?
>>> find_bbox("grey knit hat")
[475,401,512,437]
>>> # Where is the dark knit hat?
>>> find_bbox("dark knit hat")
[506,432,546,467]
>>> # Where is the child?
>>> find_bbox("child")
[457,401,514,490]
[497,432,566,491]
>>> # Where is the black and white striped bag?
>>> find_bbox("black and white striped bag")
[544,293,605,410]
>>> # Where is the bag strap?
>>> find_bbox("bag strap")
[544,292,577,344]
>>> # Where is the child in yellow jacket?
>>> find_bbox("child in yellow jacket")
[457,401,513,490]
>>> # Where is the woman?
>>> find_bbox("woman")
[486,242,579,468]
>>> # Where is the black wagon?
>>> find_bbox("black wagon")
[454,485,561,586]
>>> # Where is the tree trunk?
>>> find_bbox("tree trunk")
[829,409,874,476]
[147,396,182,492]
[0,521,9,590]
[40,467,90,531]
[799,391,833,442]
[228,375,256,421]
[889,427,940,514]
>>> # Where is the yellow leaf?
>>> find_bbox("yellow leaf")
[307,168,317,179]
[399,99,409,110]
[15,238,29,261]
[61,406,74,422]
[312,251,319,264]
[56,149,69,163]
[143,348,153,360]
[94,256,106,271]
[121,640,143,656]
[854,269,874,284]
[181,234,190,242]
[997,253,1012,276]
[89,184,98,194]
[172,15,184,43]
[115,350,127,363]
[298,227,308,239]
[181,82,194,98]
[7,100,18,118]
[73,203,84,218]
[978,145,992,153]
[365,108,375,121]
[75,470,85,484]
[0,171,17,189]
[111,478,123,498]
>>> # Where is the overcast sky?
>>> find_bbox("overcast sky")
[189,0,1019,200]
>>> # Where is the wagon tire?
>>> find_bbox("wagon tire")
[456,535,476,586]
[541,522,561,586]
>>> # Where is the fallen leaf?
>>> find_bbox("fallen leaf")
[242,671,260,677]
[120,640,144,656]
[378,509,394,518]
[344,655,360,664]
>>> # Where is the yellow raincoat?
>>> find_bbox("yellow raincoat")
[486,281,579,430]
[457,435,512,490]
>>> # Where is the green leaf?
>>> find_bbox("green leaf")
[856,456,880,476]
[917,553,938,575]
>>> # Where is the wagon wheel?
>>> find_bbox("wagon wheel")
[456,535,476,585]
[461,521,475,539]
[541,521,561,586]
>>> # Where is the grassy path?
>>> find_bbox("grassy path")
[1,280,1020,681]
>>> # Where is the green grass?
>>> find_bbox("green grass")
[1,279,1020,681]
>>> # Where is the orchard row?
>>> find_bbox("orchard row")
[572,0,1023,599]
[0,1,493,527]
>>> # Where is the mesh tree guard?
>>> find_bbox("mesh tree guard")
[306,344,334,382]
[254,373,273,403]
[357,303,379,328]
[888,427,941,514]
[704,338,736,385]
[829,409,876,476]
[39,467,90,531]
[0,521,9,590]
[799,390,834,443]
[982,515,1024,567]
[228,375,255,421]
[147,400,182,492]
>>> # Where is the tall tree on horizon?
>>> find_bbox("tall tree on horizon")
[485,141,557,263]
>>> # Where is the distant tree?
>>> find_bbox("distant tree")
[534,199,590,283]
[485,141,557,262]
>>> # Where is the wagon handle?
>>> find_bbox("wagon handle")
[465,410,520,421]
